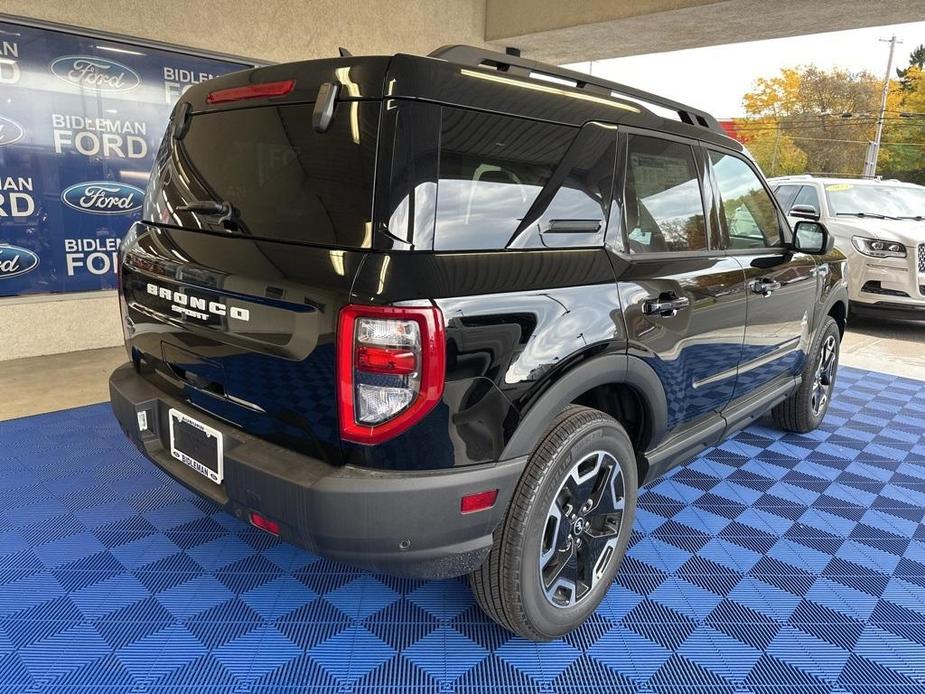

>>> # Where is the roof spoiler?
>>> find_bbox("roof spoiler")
[428,45,724,136]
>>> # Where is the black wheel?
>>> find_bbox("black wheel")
[469,405,637,641]
[773,316,840,433]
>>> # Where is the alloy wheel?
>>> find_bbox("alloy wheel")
[539,451,625,608]
[811,334,838,417]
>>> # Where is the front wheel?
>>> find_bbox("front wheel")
[772,316,841,433]
[469,406,637,641]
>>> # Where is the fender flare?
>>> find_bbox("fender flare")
[817,279,849,335]
[500,352,668,460]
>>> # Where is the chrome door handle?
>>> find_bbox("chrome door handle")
[751,278,781,296]
[642,294,690,317]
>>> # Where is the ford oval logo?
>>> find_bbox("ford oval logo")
[49,55,141,93]
[61,181,145,215]
[0,244,40,280]
[0,115,24,147]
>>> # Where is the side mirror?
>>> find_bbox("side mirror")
[789,204,820,221]
[791,220,834,255]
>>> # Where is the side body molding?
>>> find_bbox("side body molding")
[500,352,669,460]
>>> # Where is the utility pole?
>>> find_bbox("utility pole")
[770,125,782,177]
[863,35,901,178]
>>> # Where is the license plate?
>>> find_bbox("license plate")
[168,408,223,484]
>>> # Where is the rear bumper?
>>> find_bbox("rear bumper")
[109,363,525,578]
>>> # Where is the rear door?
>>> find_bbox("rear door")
[707,148,818,399]
[614,131,747,438]
[121,90,382,463]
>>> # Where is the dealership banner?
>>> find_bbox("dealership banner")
[0,20,250,296]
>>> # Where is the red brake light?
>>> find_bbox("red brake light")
[249,511,280,536]
[337,304,445,445]
[461,490,498,514]
[356,345,417,375]
[207,79,295,104]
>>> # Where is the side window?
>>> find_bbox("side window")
[624,135,707,253]
[773,185,800,212]
[710,151,782,249]
[434,108,575,251]
[509,123,617,249]
[793,185,820,212]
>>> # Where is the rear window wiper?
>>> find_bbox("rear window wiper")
[896,215,924,221]
[177,199,250,234]
[835,211,898,220]
[177,200,230,216]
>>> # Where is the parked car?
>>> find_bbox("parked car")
[109,46,849,640]
[770,175,925,319]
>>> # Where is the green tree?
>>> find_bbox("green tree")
[897,44,925,91]
[880,65,925,185]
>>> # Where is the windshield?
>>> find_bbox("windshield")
[824,183,925,219]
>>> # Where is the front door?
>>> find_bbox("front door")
[707,149,818,400]
[614,133,747,437]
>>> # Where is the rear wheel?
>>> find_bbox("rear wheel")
[773,316,840,433]
[469,406,637,641]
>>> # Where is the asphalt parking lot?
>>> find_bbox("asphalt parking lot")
[841,314,925,381]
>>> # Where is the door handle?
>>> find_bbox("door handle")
[642,293,691,317]
[751,278,781,296]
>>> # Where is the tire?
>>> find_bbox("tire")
[469,405,638,641]
[772,316,840,433]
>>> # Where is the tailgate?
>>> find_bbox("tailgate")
[121,223,365,463]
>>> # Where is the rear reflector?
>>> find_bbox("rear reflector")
[207,79,295,104]
[249,511,280,536]
[461,489,498,514]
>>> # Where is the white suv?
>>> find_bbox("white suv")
[769,176,925,318]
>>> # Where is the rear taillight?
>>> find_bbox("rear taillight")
[206,79,295,104]
[337,304,445,445]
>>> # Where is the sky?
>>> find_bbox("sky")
[564,21,925,119]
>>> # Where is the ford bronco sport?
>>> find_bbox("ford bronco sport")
[110,46,849,640]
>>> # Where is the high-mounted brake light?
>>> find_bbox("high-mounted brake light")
[337,304,445,445]
[207,79,295,104]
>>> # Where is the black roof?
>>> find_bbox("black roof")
[181,46,741,151]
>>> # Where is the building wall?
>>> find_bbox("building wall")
[1,0,487,63]
[0,0,487,361]
[1,292,123,361]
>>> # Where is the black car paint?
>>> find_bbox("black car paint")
[112,50,849,578]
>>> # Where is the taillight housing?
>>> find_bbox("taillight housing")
[337,304,445,445]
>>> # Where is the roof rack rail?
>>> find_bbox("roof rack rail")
[428,45,725,135]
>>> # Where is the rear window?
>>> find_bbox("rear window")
[150,102,379,247]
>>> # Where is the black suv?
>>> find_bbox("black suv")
[109,46,848,640]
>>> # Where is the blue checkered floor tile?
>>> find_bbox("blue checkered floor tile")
[1,366,924,693]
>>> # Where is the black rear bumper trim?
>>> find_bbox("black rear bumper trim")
[109,362,525,578]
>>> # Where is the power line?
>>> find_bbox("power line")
[731,119,924,133]
[730,115,925,128]
[786,136,925,146]
[726,114,923,127]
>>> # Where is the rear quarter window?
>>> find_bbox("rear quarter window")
[433,108,576,251]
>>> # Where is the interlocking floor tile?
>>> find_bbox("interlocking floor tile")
[0,365,923,691]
